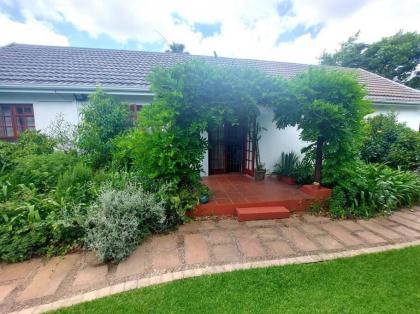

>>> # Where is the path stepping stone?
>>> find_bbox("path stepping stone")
[184,234,210,264]
[17,254,79,301]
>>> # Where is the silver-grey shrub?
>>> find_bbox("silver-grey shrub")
[86,181,166,263]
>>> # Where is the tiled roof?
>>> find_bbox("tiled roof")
[1,43,420,104]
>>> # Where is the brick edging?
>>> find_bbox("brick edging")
[10,240,420,314]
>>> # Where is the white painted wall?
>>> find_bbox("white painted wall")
[257,107,307,173]
[0,92,153,132]
[370,103,419,131]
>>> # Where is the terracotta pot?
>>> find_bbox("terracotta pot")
[255,169,266,181]
[277,175,296,185]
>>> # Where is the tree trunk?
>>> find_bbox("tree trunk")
[314,136,324,183]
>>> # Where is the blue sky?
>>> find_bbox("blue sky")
[0,0,419,64]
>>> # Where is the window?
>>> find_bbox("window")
[0,104,35,140]
[129,104,143,124]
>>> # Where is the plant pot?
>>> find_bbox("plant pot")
[255,169,266,181]
[277,175,296,185]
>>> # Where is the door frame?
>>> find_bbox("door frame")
[208,118,256,176]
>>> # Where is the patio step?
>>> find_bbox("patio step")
[235,206,290,222]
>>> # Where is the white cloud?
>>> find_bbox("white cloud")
[4,0,420,64]
[0,11,68,47]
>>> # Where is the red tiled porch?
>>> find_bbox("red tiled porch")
[194,174,318,217]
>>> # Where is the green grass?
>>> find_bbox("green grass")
[56,246,420,314]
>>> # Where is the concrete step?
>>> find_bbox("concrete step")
[235,206,290,222]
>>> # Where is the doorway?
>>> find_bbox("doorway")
[208,119,255,175]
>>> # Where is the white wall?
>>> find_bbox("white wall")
[0,92,153,132]
[258,107,307,173]
[371,103,419,131]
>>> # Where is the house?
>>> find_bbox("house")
[1,43,419,177]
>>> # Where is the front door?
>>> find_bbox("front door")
[208,122,248,175]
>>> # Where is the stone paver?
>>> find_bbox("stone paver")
[237,236,266,258]
[115,244,149,279]
[321,224,363,246]
[73,265,108,290]
[392,225,420,237]
[0,284,16,304]
[282,227,318,251]
[393,211,420,222]
[212,244,240,262]
[356,231,387,244]
[256,227,279,241]
[184,234,210,264]
[207,230,233,244]
[2,207,420,314]
[265,241,295,255]
[358,220,402,240]
[316,235,344,250]
[388,215,420,232]
[338,220,364,232]
[300,223,325,236]
[0,259,40,283]
[17,254,79,301]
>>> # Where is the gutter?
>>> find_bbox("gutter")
[0,84,155,96]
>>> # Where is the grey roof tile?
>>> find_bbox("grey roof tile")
[1,43,420,104]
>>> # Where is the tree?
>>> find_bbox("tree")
[320,31,420,89]
[165,42,188,53]
[77,88,131,168]
[271,68,372,184]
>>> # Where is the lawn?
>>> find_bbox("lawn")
[56,246,420,314]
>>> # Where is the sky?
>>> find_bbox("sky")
[0,0,419,64]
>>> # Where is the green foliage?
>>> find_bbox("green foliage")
[0,183,83,262]
[15,130,56,155]
[330,161,420,218]
[273,151,300,176]
[114,61,272,220]
[328,187,346,218]
[320,31,420,89]
[290,157,314,185]
[11,152,77,193]
[361,112,420,170]
[56,162,97,205]
[86,181,166,263]
[0,130,56,175]
[77,88,131,168]
[271,67,372,185]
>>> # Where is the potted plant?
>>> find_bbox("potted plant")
[273,151,299,185]
[254,122,266,181]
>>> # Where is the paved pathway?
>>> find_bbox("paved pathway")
[1,207,420,314]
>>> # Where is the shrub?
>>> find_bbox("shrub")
[290,157,314,185]
[46,113,77,152]
[0,141,17,174]
[387,127,420,170]
[16,130,56,155]
[328,187,346,218]
[361,113,420,170]
[11,152,77,192]
[56,162,96,205]
[0,183,84,262]
[77,88,131,168]
[330,161,420,218]
[86,181,166,263]
[273,151,300,176]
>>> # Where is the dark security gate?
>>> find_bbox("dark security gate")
[208,122,249,175]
